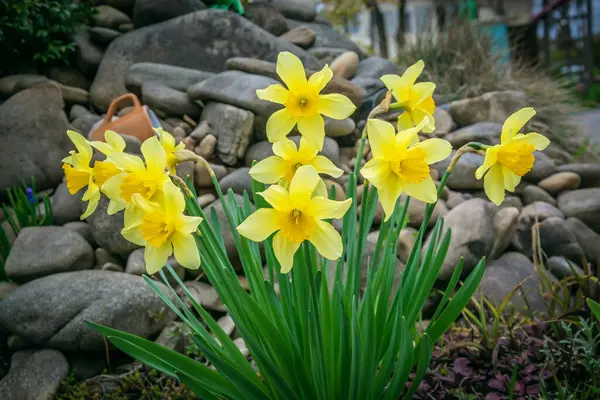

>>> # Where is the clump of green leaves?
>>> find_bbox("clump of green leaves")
[0,0,94,70]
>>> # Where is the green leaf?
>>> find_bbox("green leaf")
[587,298,600,322]
[404,334,433,399]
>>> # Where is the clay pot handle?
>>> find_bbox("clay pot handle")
[103,93,142,124]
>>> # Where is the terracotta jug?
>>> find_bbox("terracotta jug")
[90,93,155,142]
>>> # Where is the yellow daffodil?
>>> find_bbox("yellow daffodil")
[249,137,342,187]
[381,60,436,133]
[237,165,351,273]
[360,118,452,222]
[475,107,550,206]
[91,130,126,156]
[257,51,356,149]
[155,128,185,173]
[101,137,171,214]
[121,181,203,274]
[62,130,101,219]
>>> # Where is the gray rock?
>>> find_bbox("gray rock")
[88,26,122,46]
[245,136,339,166]
[47,66,91,90]
[448,90,528,126]
[244,2,289,36]
[67,353,107,380]
[431,150,483,190]
[200,102,254,165]
[63,221,96,247]
[69,104,97,121]
[329,51,360,79]
[58,83,89,105]
[5,226,94,282]
[433,108,455,136]
[141,82,201,118]
[478,252,554,313]
[519,201,564,223]
[177,281,226,311]
[92,5,132,30]
[287,19,366,57]
[0,271,176,351]
[372,195,448,229]
[557,188,600,233]
[125,248,185,283]
[397,227,418,263]
[525,151,556,182]
[133,0,207,28]
[490,206,519,259]
[74,30,104,78]
[310,47,349,64]
[521,185,556,206]
[538,172,581,194]
[86,196,141,254]
[537,217,585,261]
[557,163,600,187]
[0,350,68,400]
[351,56,402,96]
[91,9,319,110]
[0,74,50,98]
[565,217,600,264]
[279,25,316,48]
[71,115,102,136]
[425,198,494,280]
[444,122,502,147]
[0,282,19,300]
[94,247,121,269]
[219,168,253,196]
[325,117,355,138]
[126,62,214,96]
[546,256,584,280]
[274,0,316,21]
[51,182,84,225]
[0,85,71,194]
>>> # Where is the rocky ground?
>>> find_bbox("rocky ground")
[1,0,600,398]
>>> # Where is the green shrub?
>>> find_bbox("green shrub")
[0,0,94,70]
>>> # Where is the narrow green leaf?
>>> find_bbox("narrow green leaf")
[404,334,433,399]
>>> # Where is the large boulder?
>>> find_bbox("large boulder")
[86,196,141,254]
[125,62,214,96]
[133,0,207,28]
[90,9,319,110]
[557,188,600,233]
[448,90,528,127]
[5,226,94,283]
[0,271,176,351]
[0,85,70,195]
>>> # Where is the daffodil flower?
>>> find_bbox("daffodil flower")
[249,137,343,187]
[155,128,185,174]
[102,137,171,215]
[257,51,356,149]
[381,60,436,133]
[237,165,351,273]
[91,130,126,156]
[360,118,452,222]
[121,181,203,274]
[475,107,550,206]
[62,130,101,219]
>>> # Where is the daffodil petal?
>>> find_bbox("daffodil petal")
[410,108,435,133]
[306,197,351,219]
[259,185,291,212]
[403,60,425,85]
[366,119,396,160]
[318,93,356,119]
[256,84,289,105]
[361,158,391,184]
[108,152,145,172]
[121,222,145,246]
[403,176,438,203]
[179,215,203,234]
[266,108,298,143]
[475,147,498,180]
[162,181,186,215]
[380,74,403,92]
[124,204,144,227]
[309,220,343,260]
[516,132,550,151]
[289,165,320,210]
[501,107,535,143]
[308,64,333,93]
[411,138,452,164]
[105,130,126,152]
[81,189,101,220]
[484,164,505,206]
[297,137,319,159]
[276,51,307,91]
[237,208,280,242]
[309,155,343,178]
[397,112,414,131]
[273,232,301,274]
[503,167,521,192]
[144,243,171,275]
[250,156,288,184]
[272,137,298,159]
[297,114,325,149]
[67,130,93,162]
[377,174,403,222]
[91,141,115,156]
[172,232,200,270]
[410,82,436,105]
[141,137,167,176]
[131,193,160,214]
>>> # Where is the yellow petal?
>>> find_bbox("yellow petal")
[308,64,333,93]
[109,152,145,172]
[411,138,452,164]
[66,130,93,162]
[516,132,550,151]
[273,231,301,273]
[396,117,429,150]
[250,156,288,184]
[397,112,414,131]
[484,164,505,206]
[403,60,425,85]
[361,158,391,184]
[141,137,167,176]
[318,93,356,119]
[237,208,281,241]
[309,220,343,260]
[105,130,126,152]
[121,221,146,246]
[131,193,160,214]
[155,127,175,149]
[144,243,172,275]
[475,147,498,180]
[81,182,99,202]
[309,155,343,178]
[297,137,319,159]
[377,174,403,222]
[409,108,435,133]
[297,114,325,149]
[366,119,396,160]
[124,203,144,227]
[503,167,521,192]
[266,108,298,143]
[276,51,307,91]
[178,215,203,234]
[501,107,535,143]
[380,74,403,94]
[410,82,436,106]
[403,176,437,203]
[162,181,186,215]
[259,185,292,212]
[172,232,200,270]
[81,189,101,220]
[256,84,289,105]
[289,165,320,210]
[101,174,127,213]
[272,137,298,159]
[306,197,351,219]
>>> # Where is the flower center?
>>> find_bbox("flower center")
[120,173,156,203]
[298,96,308,107]
[390,148,430,184]
[286,92,318,117]
[93,161,120,187]
[63,163,90,194]
[279,209,316,243]
[141,213,174,248]
[497,141,535,177]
